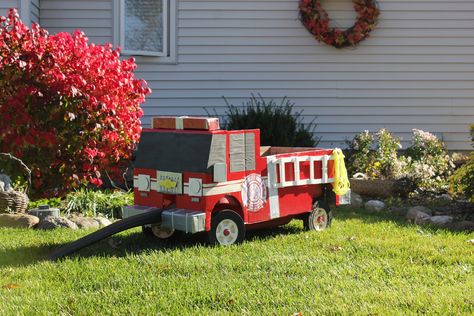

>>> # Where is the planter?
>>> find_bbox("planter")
[0,153,32,213]
[0,191,29,213]
[350,175,410,198]
[28,205,60,220]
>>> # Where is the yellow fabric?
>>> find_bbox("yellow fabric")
[332,148,350,195]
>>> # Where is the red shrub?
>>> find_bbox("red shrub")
[0,9,151,196]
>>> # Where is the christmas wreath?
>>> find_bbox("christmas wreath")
[299,0,380,49]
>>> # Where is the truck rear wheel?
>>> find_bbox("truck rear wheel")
[142,223,175,240]
[208,210,245,245]
[303,201,332,231]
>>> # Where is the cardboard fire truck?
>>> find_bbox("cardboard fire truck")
[122,116,351,246]
[49,116,351,259]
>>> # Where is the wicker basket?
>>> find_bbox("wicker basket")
[0,153,31,214]
[0,191,29,213]
[350,178,398,199]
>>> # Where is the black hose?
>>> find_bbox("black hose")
[48,209,163,260]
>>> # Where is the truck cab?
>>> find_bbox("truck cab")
[123,116,350,245]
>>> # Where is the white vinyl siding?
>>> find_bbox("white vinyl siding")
[1,0,473,150]
[139,0,474,150]
[40,0,113,45]
[30,0,39,23]
[0,0,19,17]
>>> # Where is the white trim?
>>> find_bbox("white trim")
[19,0,31,26]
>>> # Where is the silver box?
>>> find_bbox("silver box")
[161,209,206,234]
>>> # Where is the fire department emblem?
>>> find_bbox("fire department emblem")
[241,174,267,212]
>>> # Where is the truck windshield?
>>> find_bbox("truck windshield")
[134,131,218,173]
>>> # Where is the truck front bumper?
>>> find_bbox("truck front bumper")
[123,205,207,234]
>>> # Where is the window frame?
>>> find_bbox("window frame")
[119,0,169,57]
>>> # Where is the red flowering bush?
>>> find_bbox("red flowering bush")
[300,0,380,49]
[0,9,151,197]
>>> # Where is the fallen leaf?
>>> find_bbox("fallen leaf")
[292,313,303,316]
[330,246,343,252]
[2,283,19,289]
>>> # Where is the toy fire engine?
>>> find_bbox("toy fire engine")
[49,116,351,259]
[123,116,351,245]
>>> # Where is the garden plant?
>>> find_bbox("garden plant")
[215,94,319,147]
[346,128,455,196]
[0,9,150,197]
[449,125,474,202]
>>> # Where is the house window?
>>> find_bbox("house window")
[120,0,168,57]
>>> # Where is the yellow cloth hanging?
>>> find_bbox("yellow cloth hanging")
[332,148,350,196]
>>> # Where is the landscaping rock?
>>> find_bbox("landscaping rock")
[406,207,431,225]
[448,221,474,232]
[388,206,408,216]
[0,213,39,228]
[428,216,453,227]
[350,192,364,208]
[69,216,100,229]
[365,200,385,212]
[406,206,433,219]
[37,216,78,230]
[93,217,112,227]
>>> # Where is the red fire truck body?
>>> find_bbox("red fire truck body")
[124,117,350,245]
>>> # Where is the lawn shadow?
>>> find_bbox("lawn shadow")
[0,243,54,268]
[0,224,304,267]
[2,207,468,268]
[59,224,304,260]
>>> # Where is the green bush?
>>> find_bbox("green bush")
[449,153,474,202]
[218,94,319,147]
[449,124,474,202]
[64,189,133,218]
[471,124,474,143]
[28,198,63,210]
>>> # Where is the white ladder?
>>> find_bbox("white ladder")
[268,155,334,189]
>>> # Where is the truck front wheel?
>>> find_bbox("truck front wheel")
[303,201,332,231]
[208,210,245,245]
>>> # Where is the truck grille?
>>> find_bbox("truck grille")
[156,170,183,194]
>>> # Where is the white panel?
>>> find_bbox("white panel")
[266,157,280,219]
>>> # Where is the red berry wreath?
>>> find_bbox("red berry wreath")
[299,0,380,49]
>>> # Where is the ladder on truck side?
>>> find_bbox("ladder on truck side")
[268,155,334,189]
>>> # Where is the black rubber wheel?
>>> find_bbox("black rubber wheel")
[303,201,333,231]
[208,210,245,245]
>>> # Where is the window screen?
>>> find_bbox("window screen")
[124,0,164,54]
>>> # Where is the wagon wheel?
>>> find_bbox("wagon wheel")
[208,210,245,245]
[142,222,176,240]
[303,201,333,231]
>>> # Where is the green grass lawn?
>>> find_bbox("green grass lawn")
[0,207,473,315]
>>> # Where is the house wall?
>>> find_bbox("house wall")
[3,0,474,149]
[40,0,113,44]
[0,0,19,17]
[30,0,39,23]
